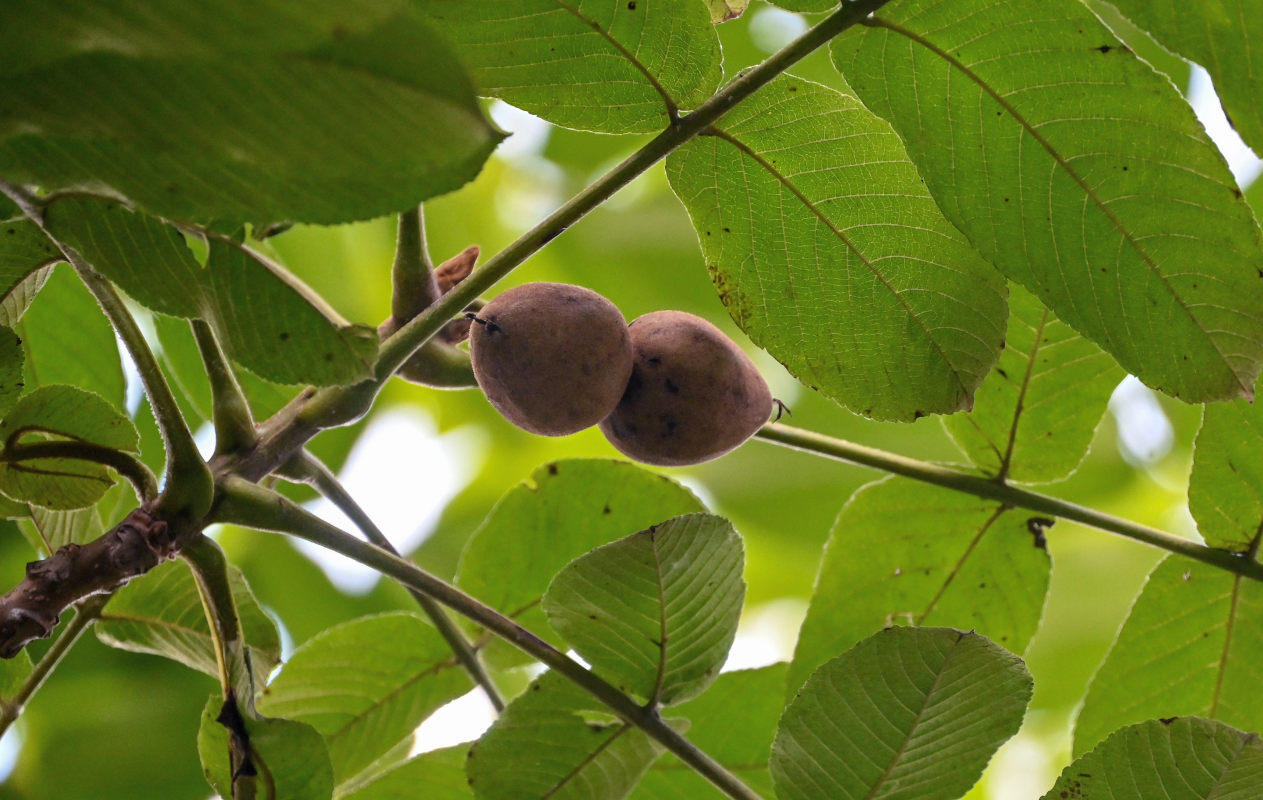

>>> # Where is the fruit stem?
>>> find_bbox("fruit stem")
[755,423,1263,582]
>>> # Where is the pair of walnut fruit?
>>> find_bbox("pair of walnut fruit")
[469,282,771,466]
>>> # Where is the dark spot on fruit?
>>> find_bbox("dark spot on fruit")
[548,463,558,475]
[664,378,680,394]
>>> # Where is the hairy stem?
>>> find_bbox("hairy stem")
[1,441,158,504]
[0,594,108,737]
[391,205,440,322]
[191,320,257,458]
[232,0,893,482]
[182,535,254,700]
[755,423,1263,582]
[285,450,505,711]
[213,478,765,800]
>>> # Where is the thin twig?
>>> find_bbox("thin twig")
[284,450,505,711]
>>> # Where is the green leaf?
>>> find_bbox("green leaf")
[544,513,744,706]
[0,648,32,700]
[943,283,1124,483]
[1104,1,1263,155]
[1045,717,1263,800]
[467,670,666,800]
[419,0,722,134]
[17,503,105,555]
[43,195,206,318]
[832,0,1263,403]
[95,558,282,683]
[342,745,472,800]
[0,265,52,329]
[0,326,22,417]
[0,385,139,509]
[0,219,60,319]
[632,665,785,799]
[457,459,705,669]
[257,612,472,786]
[772,627,1032,800]
[198,695,334,800]
[789,477,1050,693]
[1074,557,1263,756]
[205,239,376,386]
[764,1,833,12]
[666,75,1006,421]
[0,3,500,226]
[704,0,750,23]
[1189,399,1263,552]
[16,263,125,407]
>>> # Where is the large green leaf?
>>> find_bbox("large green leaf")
[205,239,376,386]
[257,612,472,786]
[342,745,471,800]
[544,513,744,706]
[0,219,60,319]
[0,2,501,226]
[632,665,785,799]
[0,648,32,700]
[467,670,665,800]
[95,558,282,683]
[666,75,1006,421]
[943,283,1123,483]
[1074,557,1263,756]
[456,459,705,669]
[833,0,1263,403]
[1046,717,1263,800]
[1189,398,1263,552]
[772,627,1032,800]
[43,195,206,318]
[418,0,722,134]
[1104,1,1263,155]
[789,477,1050,693]
[0,385,139,509]
[17,263,125,407]
[0,265,52,329]
[198,695,334,800]
[0,326,22,417]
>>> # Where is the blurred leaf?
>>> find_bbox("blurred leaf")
[206,239,376,386]
[1074,557,1263,756]
[0,385,139,509]
[0,648,31,699]
[0,2,501,226]
[1046,717,1263,800]
[544,513,744,706]
[456,459,705,669]
[43,195,206,318]
[17,264,125,407]
[18,503,105,554]
[1189,399,1263,552]
[704,0,750,23]
[342,745,472,800]
[96,558,282,683]
[833,0,1263,404]
[943,283,1123,483]
[1104,0,1263,155]
[467,670,665,800]
[666,75,1006,421]
[764,1,833,12]
[0,326,22,416]
[419,0,721,134]
[632,665,785,799]
[789,477,1050,693]
[198,694,334,800]
[257,612,472,786]
[772,627,1032,800]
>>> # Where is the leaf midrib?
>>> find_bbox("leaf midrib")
[869,16,1247,395]
[553,0,677,117]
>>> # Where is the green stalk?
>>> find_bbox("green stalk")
[233,0,893,481]
[214,477,766,800]
[285,450,505,711]
[755,423,1263,581]
[391,205,441,321]
[182,535,254,700]
[1,441,158,504]
[191,320,257,458]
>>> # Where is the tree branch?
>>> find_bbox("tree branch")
[213,477,766,800]
[755,423,1263,582]
[282,450,505,711]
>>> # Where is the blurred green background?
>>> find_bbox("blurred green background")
[0,3,1258,798]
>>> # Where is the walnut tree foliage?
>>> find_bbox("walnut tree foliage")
[0,1,1261,798]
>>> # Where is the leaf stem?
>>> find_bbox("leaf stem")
[0,594,108,737]
[191,320,257,458]
[182,535,254,701]
[1,441,158,503]
[282,450,505,712]
[755,423,1263,582]
[232,0,893,481]
[213,477,766,800]
[391,205,440,322]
